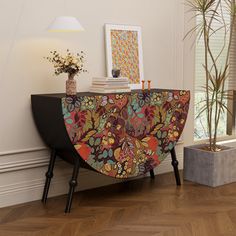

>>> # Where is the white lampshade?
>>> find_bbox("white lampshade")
[48,16,84,32]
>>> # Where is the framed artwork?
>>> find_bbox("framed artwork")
[105,24,144,89]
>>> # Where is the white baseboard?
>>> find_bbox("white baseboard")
[0,146,183,208]
[0,149,49,173]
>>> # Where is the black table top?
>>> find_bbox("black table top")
[31,88,189,98]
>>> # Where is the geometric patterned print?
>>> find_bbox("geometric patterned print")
[111,30,140,84]
[62,90,190,179]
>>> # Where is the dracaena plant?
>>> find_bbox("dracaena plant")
[186,0,236,151]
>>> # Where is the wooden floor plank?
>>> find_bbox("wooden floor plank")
[1,172,236,235]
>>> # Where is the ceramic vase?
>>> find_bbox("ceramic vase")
[66,74,77,96]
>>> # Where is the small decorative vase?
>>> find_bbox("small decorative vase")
[66,74,77,96]
[112,68,120,78]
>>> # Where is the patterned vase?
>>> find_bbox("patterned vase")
[66,74,77,96]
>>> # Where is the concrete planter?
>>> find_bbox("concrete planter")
[184,144,236,187]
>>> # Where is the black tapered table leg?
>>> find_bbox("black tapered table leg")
[42,149,57,203]
[150,169,155,179]
[65,158,80,213]
[170,147,181,186]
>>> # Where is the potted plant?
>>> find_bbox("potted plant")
[45,49,87,96]
[184,0,236,187]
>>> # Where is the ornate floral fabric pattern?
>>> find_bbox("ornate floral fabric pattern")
[62,90,190,178]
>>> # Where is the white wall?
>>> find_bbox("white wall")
[0,0,194,207]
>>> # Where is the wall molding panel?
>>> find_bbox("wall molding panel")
[0,149,49,173]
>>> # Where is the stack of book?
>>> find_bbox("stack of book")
[90,77,131,93]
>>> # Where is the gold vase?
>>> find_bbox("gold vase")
[66,74,77,96]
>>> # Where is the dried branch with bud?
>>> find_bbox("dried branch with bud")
[45,49,87,78]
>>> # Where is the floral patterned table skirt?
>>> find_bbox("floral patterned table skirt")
[62,89,190,179]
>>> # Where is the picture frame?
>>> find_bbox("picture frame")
[105,24,144,89]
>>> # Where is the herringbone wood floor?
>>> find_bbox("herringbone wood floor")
[1,172,236,236]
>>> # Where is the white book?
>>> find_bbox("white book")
[92,83,129,88]
[92,81,129,85]
[91,85,130,90]
[90,87,131,94]
[93,77,129,82]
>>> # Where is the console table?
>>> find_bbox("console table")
[31,89,190,213]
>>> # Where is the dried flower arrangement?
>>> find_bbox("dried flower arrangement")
[45,49,87,78]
